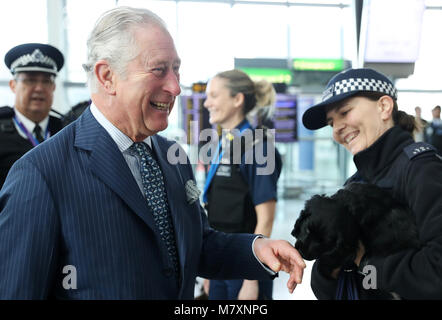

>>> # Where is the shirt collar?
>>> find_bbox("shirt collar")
[89,102,151,153]
[235,119,250,130]
[13,106,49,133]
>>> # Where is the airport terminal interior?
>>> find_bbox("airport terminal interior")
[1,0,442,300]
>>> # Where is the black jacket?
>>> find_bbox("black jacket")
[0,106,63,189]
[311,126,442,299]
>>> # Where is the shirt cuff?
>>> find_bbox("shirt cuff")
[252,235,278,277]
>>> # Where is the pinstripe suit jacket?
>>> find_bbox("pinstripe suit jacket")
[0,108,270,299]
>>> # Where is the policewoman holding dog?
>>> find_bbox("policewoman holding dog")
[302,68,442,299]
[202,69,283,300]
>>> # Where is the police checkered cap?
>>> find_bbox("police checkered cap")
[302,68,397,130]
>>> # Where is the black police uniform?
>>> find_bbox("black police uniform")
[311,126,442,299]
[206,124,282,234]
[0,106,63,189]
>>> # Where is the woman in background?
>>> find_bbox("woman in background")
[202,69,282,300]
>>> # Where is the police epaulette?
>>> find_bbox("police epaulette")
[403,142,436,160]
[0,106,14,119]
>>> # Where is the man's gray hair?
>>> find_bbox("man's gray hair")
[83,6,167,92]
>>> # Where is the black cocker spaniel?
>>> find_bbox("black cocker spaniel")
[291,182,420,276]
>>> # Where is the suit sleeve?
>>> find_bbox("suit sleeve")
[368,153,442,299]
[197,203,272,280]
[0,159,59,299]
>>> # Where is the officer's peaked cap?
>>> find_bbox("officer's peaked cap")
[302,68,397,130]
[4,43,64,76]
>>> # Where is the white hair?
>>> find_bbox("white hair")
[83,6,168,92]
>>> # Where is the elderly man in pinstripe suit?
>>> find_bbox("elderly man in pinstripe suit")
[0,7,305,299]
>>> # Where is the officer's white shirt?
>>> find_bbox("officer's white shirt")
[13,106,49,140]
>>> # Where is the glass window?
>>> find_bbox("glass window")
[396,9,442,91]
[425,0,442,5]
[395,8,442,119]
[0,0,48,81]
[288,0,350,5]
[231,4,289,59]
[176,1,233,86]
[240,0,288,3]
[65,0,116,83]
[66,86,91,108]
[0,86,15,107]
[288,6,352,60]
[117,0,177,38]
[398,91,442,121]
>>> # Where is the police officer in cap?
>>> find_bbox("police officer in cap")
[302,68,442,299]
[0,43,64,188]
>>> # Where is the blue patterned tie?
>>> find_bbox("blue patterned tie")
[131,142,179,278]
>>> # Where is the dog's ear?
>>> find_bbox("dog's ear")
[291,214,301,238]
[291,205,314,238]
[332,188,363,216]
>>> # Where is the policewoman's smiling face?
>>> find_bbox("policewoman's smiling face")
[326,95,395,155]
[203,76,243,129]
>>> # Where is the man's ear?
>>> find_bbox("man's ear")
[9,79,17,93]
[378,95,394,121]
[94,60,116,95]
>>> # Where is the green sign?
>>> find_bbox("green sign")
[240,67,292,84]
[293,58,344,71]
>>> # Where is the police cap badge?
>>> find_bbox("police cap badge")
[4,43,64,76]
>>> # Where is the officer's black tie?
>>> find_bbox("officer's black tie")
[33,124,44,143]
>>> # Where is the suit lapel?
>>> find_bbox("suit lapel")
[74,109,158,232]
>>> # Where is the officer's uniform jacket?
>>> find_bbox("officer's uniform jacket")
[206,121,282,234]
[0,106,63,189]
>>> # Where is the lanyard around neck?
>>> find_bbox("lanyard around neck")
[202,121,252,203]
[13,116,50,147]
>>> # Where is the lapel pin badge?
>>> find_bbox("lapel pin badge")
[185,180,201,204]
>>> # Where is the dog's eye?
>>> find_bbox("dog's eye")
[305,227,311,235]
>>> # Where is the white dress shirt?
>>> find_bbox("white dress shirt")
[13,107,49,140]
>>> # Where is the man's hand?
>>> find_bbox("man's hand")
[254,238,306,293]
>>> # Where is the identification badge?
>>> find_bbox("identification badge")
[216,164,231,177]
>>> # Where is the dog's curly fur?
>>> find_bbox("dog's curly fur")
[291,183,420,276]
